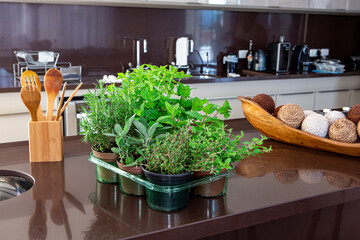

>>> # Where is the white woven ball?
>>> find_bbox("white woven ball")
[298,170,324,184]
[304,110,316,118]
[301,113,329,137]
[325,110,346,125]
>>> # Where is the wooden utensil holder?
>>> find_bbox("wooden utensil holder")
[28,116,64,162]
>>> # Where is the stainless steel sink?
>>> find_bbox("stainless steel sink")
[187,73,218,79]
[0,170,34,201]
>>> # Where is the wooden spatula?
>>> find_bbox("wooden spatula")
[20,70,44,121]
[20,84,41,121]
[44,68,63,121]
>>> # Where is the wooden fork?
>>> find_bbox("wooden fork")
[20,71,44,121]
[20,84,41,121]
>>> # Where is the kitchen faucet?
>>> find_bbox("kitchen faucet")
[191,50,204,74]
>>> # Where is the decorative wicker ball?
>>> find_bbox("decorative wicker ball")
[325,172,351,188]
[298,170,324,184]
[324,110,346,125]
[301,113,329,138]
[347,104,360,124]
[358,121,360,137]
[329,118,358,143]
[303,110,316,118]
[274,170,298,184]
[277,104,305,128]
[252,93,275,114]
[273,105,283,118]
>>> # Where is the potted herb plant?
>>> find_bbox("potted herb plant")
[141,124,192,212]
[105,115,165,196]
[80,81,133,183]
[189,123,272,197]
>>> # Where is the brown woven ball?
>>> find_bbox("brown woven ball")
[273,105,283,118]
[274,170,298,184]
[329,118,358,143]
[277,104,305,128]
[358,121,360,138]
[253,93,275,114]
[347,104,360,124]
[324,172,351,188]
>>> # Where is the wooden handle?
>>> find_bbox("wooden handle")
[55,82,67,121]
[60,82,83,116]
[46,96,56,121]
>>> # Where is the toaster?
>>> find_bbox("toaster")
[268,36,291,73]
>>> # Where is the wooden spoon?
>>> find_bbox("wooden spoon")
[28,200,47,240]
[50,199,63,225]
[20,84,41,121]
[20,70,44,121]
[44,68,63,121]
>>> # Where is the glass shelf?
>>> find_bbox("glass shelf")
[88,153,233,193]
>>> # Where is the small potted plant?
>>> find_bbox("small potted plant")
[141,124,192,212]
[189,123,272,197]
[105,115,165,196]
[80,81,133,183]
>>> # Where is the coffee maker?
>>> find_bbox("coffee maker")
[268,36,291,73]
[223,54,239,77]
[290,45,310,72]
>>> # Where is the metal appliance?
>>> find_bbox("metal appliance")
[290,45,310,72]
[268,36,291,73]
[253,49,266,71]
[223,54,240,77]
[174,37,194,73]
[63,96,86,136]
[345,56,360,71]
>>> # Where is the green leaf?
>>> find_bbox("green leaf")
[177,83,191,98]
[111,147,121,154]
[218,100,232,119]
[123,114,136,136]
[103,133,117,137]
[185,111,204,120]
[202,103,218,115]
[125,155,135,165]
[114,124,122,136]
[143,108,161,121]
[192,97,207,111]
[156,115,173,125]
[148,122,160,138]
[133,120,148,138]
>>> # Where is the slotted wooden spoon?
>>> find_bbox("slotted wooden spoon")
[44,68,63,121]
[20,70,44,121]
[20,84,41,121]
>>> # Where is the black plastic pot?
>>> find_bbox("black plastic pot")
[142,167,192,212]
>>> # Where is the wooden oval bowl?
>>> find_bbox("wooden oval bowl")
[238,96,360,157]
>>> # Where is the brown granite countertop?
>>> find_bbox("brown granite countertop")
[1,71,360,93]
[1,119,360,239]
